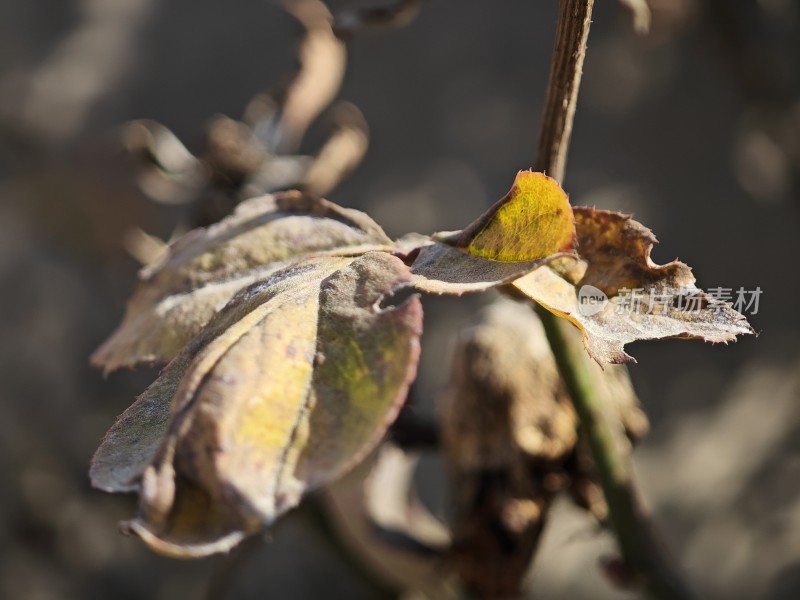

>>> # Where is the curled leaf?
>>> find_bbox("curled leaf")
[361,444,450,555]
[514,207,754,363]
[90,257,344,495]
[277,0,347,152]
[453,170,575,262]
[334,0,422,38]
[407,170,575,295]
[300,102,369,197]
[441,299,577,470]
[323,445,455,598]
[91,253,422,557]
[618,0,651,34]
[122,119,205,205]
[91,192,392,372]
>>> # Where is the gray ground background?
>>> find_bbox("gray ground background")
[1,0,799,598]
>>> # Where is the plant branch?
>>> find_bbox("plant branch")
[533,1,699,599]
[537,310,699,599]
[534,0,593,183]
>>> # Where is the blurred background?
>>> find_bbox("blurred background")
[1,0,799,598]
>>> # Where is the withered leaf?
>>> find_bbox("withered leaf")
[439,299,648,596]
[408,170,575,295]
[91,252,422,557]
[514,207,754,364]
[440,299,577,470]
[323,444,455,598]
[90,257,344,495]
[410,240,561,295]
[91,191,392,372]
[440,299,574,598]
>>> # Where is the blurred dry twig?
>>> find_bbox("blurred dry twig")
[334,0,422,39]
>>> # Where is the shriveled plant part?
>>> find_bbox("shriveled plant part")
[441,299,648,597]
[91,169,752,557]
[120,0,365,238]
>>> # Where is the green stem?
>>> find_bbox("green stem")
[537,309,698,600]
[534,1,700,599]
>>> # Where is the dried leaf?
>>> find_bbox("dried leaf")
[277,0,347,152]
[441,299,577,470]
[300,102,369,197]
[91,192,392,372]
[439,299,648,594]
[410,241,560,295]
[452,170,575,262]
[334,0,422,38]
[92,252,422,557]
[90,256,349,494]
[618,0,652,34]
[514,207,754,363]
[122,119,205,205]
[362,444,450,554]
[439,300,575,597]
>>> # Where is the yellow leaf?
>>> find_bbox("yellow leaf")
[458,170,575,262]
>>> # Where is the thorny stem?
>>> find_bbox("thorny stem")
[534,1,700,599]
